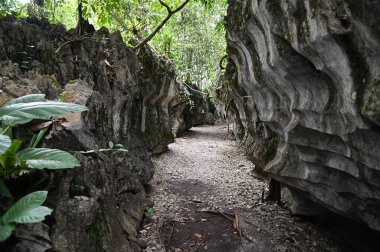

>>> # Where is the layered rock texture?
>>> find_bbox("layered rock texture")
[0,16,193,251]
[136,44,192,152]
[223,0,380,231]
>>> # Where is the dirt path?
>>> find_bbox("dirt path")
[140,125,347,252]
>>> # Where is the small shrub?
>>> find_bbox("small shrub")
[0,94,88,242]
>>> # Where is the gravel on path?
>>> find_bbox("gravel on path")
[139,124,348,252]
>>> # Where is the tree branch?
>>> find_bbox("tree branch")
[171,0,190,14]
[133,0,190,51]
[182,82,212,97]
[159,0,171,12]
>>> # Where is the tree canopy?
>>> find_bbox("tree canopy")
[1,0,227,92]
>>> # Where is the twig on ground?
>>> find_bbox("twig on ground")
[234,210,241,234]
[233,209,242,241]
[157,222,163,246]
[219,211,235,222]
[167,220,176,250]
[200,213,218,226]
[192,238,210,252]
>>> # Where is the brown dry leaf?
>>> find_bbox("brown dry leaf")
[45,131,54,140]
[194,233,203,239]
[52,122,65,131]
[27,120,52,131]
[174,248,182,252]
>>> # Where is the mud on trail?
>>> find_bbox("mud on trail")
[139,125,348,252]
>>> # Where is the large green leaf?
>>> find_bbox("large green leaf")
[0,178,13,199]
[29,127,49,148]
[1,191,52,224]
[0,223,15,242]
[16,148,81,169]
[0,139,22,171]
[0,134,11,156]
[0,102,88,126]
[7,94,47,105]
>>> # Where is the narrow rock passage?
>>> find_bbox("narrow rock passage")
[140,125,347,252]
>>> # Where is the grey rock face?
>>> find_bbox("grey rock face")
[136,45,189,153]
[224,0,380,231]
[0,17,177,251]
[136,44,216,143]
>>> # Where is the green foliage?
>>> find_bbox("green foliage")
[0,0,28,18]
[155,0,226,90]
[7,94,47,105]
[0,94,88,242]
[80,141,128,162]
[0,100,88,126]
[16,148,81,169]
[29,127,49,148]
[1,191,52,224]
[0,139,22,179]
[58,91,66,102]
[4,0,227,92]
[0,191,51,242]
[0,223,15,242]
[30,0,226,92]
[145,206,153,217]
[0,135,11,156]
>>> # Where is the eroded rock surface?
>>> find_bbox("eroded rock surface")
[222,0,380,231]
[136,44,190,153]
[0,16,189,251]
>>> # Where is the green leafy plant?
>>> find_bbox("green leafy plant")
[0,0,28,18]
[80,141,128,162]
[58,91,66,102]
[145,207,153,218]
[0,94,88,242]
[0,191,52,242]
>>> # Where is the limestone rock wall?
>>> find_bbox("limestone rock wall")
[224,0,380,231]
[136,45,216,142]
[0,16,184,251]
[136,44,189,153]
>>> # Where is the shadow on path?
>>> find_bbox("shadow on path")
[140,124,350,252]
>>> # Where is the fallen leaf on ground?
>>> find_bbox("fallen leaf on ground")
[194,233,203,239]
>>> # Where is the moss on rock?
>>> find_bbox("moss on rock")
[361,78,380,125]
